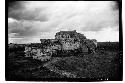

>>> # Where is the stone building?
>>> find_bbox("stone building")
[24,30,97,61]
[24,43,52,61]
[55,30,88,52]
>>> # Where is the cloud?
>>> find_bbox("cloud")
[8,1,119,43]
[78,26,119,42]
[8,1,49,21]
[8,1,119,31]
[52,1,119,31]
[8,18,59,38]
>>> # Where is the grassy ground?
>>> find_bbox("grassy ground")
[7,51,64,80]
[6,42,122,81]
[44,51,121,79]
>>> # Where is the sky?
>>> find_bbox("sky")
[8,1,119,44]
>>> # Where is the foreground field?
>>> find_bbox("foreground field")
[44,51,120,79]
[6,42,122,81]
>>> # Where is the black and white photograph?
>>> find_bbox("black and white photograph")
[6,0,122,81]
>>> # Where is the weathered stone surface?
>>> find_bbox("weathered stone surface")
[24,46,32,57]
[24,30,97,61]
[55,30,87,51]
[84,39,97,53]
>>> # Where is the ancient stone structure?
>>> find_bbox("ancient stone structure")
[24,30,97,61]
[24,43,53,61]
[55,30,85,51]
[55,30,91,54]
[83,39,97,53]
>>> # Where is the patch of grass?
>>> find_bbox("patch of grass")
[7,42,122,80]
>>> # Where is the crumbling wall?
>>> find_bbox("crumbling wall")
[83,39,97,53]
[55,30,87,51]
[24,40,62,61]
[24,45,52,61]
[24,30,97,61]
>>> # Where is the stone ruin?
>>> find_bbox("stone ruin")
[24,30,97,61]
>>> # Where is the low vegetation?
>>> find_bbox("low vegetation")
[7,42,122,81]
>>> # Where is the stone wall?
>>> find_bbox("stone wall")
[55,30,87,51]
[83,39,97,53]
[24,42,62,61]
[24,46,52,61]
[24,30,97,61]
